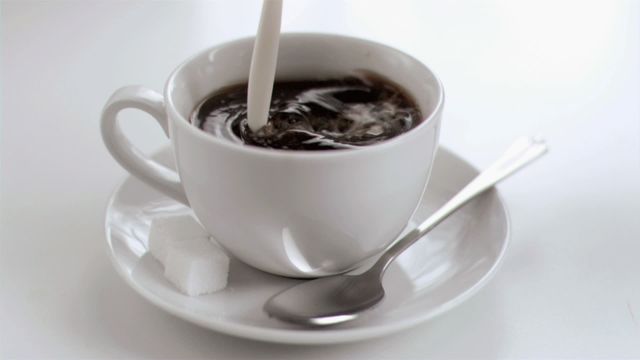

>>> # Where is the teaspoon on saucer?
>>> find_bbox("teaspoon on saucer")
[264,136,548,326]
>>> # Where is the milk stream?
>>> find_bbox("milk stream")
[247,0,283,131]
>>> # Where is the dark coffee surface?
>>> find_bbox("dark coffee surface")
[191,74,422,150]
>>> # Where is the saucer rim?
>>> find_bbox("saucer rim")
[103,145,510,345]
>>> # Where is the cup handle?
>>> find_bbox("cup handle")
[101,86,189,205]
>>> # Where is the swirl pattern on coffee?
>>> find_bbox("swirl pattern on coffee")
[191,74,422,150]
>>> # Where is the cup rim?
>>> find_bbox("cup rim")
[165,32,444,159]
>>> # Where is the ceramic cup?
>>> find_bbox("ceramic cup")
[101,33,444,277]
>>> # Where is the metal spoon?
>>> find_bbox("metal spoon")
[264,136,548,326]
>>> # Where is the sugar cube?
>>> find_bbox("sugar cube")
[164,236,230,296]
[148,214,209,264]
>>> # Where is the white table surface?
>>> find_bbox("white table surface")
[2,0,639,358]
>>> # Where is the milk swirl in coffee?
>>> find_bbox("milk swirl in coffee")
[191,73,422,150]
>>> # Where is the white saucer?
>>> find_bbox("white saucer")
[104,146,509,345]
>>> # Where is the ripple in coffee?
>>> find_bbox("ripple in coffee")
[190,73,422,150]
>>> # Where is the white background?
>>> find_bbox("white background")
[2,0,639,358]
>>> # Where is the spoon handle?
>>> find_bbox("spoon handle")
[372,136,548,273]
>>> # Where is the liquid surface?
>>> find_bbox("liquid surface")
[191,75,422,150]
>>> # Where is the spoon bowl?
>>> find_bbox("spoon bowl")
[265,272,384,326]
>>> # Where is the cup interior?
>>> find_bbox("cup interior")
[167,33,443,133]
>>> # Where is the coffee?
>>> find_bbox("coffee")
[190,73,422,150]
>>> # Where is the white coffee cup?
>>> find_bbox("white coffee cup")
[101,33,444,278]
